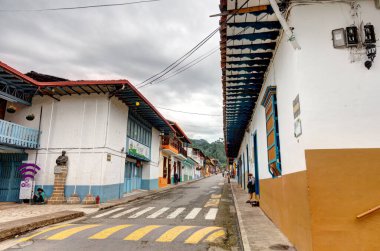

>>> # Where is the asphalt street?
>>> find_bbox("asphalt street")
[5,174,240,251]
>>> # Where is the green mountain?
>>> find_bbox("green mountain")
[190,138,227,166]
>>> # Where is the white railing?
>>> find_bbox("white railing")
[0,120,40,149]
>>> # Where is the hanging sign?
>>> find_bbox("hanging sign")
[19,179,35,200]
[127,138,150,161]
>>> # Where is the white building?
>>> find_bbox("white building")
[0,61,174,203]
[219,1,380,251]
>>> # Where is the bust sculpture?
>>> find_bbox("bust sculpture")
[56,151,68,166]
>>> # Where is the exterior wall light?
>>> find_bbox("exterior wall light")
[26,114,35,121]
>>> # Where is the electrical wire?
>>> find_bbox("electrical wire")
[0,0,159,12]
[141,48,219,87]
[135,0,251,89]
[157,106,222,116]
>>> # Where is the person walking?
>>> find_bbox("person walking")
[246,173,255,203]
[174,173,179,185]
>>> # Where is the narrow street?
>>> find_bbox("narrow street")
[7,175,239,251]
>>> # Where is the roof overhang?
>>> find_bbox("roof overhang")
[0,61,175,134]
[219,0,282,158]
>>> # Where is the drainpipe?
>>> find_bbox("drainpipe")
[268,0,301,50]
[73,101,86,195]
[43,100,55,189]
[88,99,98,195]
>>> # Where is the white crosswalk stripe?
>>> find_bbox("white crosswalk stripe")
[166,207,186,219]
[111,207,140,219]
[205,208,218,220]
[184,208,202,219]
[147,207,170,218]
[128,207,155,218]
[92,207,124,218]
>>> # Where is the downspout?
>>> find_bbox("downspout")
[268,0,301,50]
[74,100,86,195]
[88,99,98,195]
[43,100,55,189]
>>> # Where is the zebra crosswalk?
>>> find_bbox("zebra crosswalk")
[17,224,226,245]
[92,206,218,220]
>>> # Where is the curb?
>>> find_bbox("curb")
[230,182,251,251]
[0,210,84,242]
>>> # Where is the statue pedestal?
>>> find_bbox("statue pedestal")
[49,165,68,204]
[82,194,96,204]
[67,193,81,204]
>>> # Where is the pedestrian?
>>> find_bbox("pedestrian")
[246,173,255,203]
[227,171,230,184]
[174,173,179,185]
[33,188,46,204]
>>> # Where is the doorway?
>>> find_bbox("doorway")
[124,161,142,193]
[253,132,260,195]
[0,153,27,202]
[167,158,172,184]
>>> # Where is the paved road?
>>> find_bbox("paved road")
[5,174,240,251]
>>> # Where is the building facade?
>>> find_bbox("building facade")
[0,61,174,203]
[219,1,380,251]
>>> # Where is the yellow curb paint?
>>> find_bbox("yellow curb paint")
[156,226,195,243]
[204,230,225,242]
[211,194,222,199]
[18,224,73,242]
[204,198,220,208]
[124,225,161,241]
[47,224,100,240]
[184,227,221,244]
[89,225,133,240]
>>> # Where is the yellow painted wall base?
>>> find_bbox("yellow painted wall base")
[259,148,380,251]
[260,171,313,251]
[306,148,380,251]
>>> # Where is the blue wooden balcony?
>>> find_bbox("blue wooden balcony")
[0,120,40,149]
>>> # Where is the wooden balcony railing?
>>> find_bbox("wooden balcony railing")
[179,145,187,158]
[0,120,40,149]
[161,135,179,151]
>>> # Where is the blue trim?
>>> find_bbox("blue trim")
[141,179,158,190]
[35,184,123,203]
[252,132,260,195]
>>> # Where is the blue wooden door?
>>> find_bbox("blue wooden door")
[0,160,23,202]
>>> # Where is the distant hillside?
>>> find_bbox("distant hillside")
[190,138,227,166]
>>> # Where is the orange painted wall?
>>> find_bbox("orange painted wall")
[305,149,380,251]
[260,171,313,251]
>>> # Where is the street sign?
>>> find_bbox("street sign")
[19,179,34,200]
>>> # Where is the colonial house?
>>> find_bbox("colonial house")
[219,0,380,250]
[159,120,191,186]
[187,147,205,179]
[0,60,174,203]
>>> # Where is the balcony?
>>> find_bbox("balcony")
[0,120,40,149]
[176,145,188,160]
[161,135,179,156]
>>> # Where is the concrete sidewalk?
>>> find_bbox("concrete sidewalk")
[230,179,296,251]
[0,177,205,241]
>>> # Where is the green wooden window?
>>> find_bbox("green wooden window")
[261,87,281,178]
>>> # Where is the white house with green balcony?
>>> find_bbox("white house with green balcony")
[0,61,174,203]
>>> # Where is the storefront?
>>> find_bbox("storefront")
[124,113,152,193]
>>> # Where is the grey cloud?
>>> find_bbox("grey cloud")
[0,0,223,141]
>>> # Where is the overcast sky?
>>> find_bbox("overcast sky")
[0,0,222,142]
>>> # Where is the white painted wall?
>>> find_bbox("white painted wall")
[142,128,160,180]
[235,2,380,178]
[6,94,128,188]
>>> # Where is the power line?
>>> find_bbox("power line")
[136,0,250,89]
[157,106,222,116]
[142,48,219,87]
[0,0,159,12]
